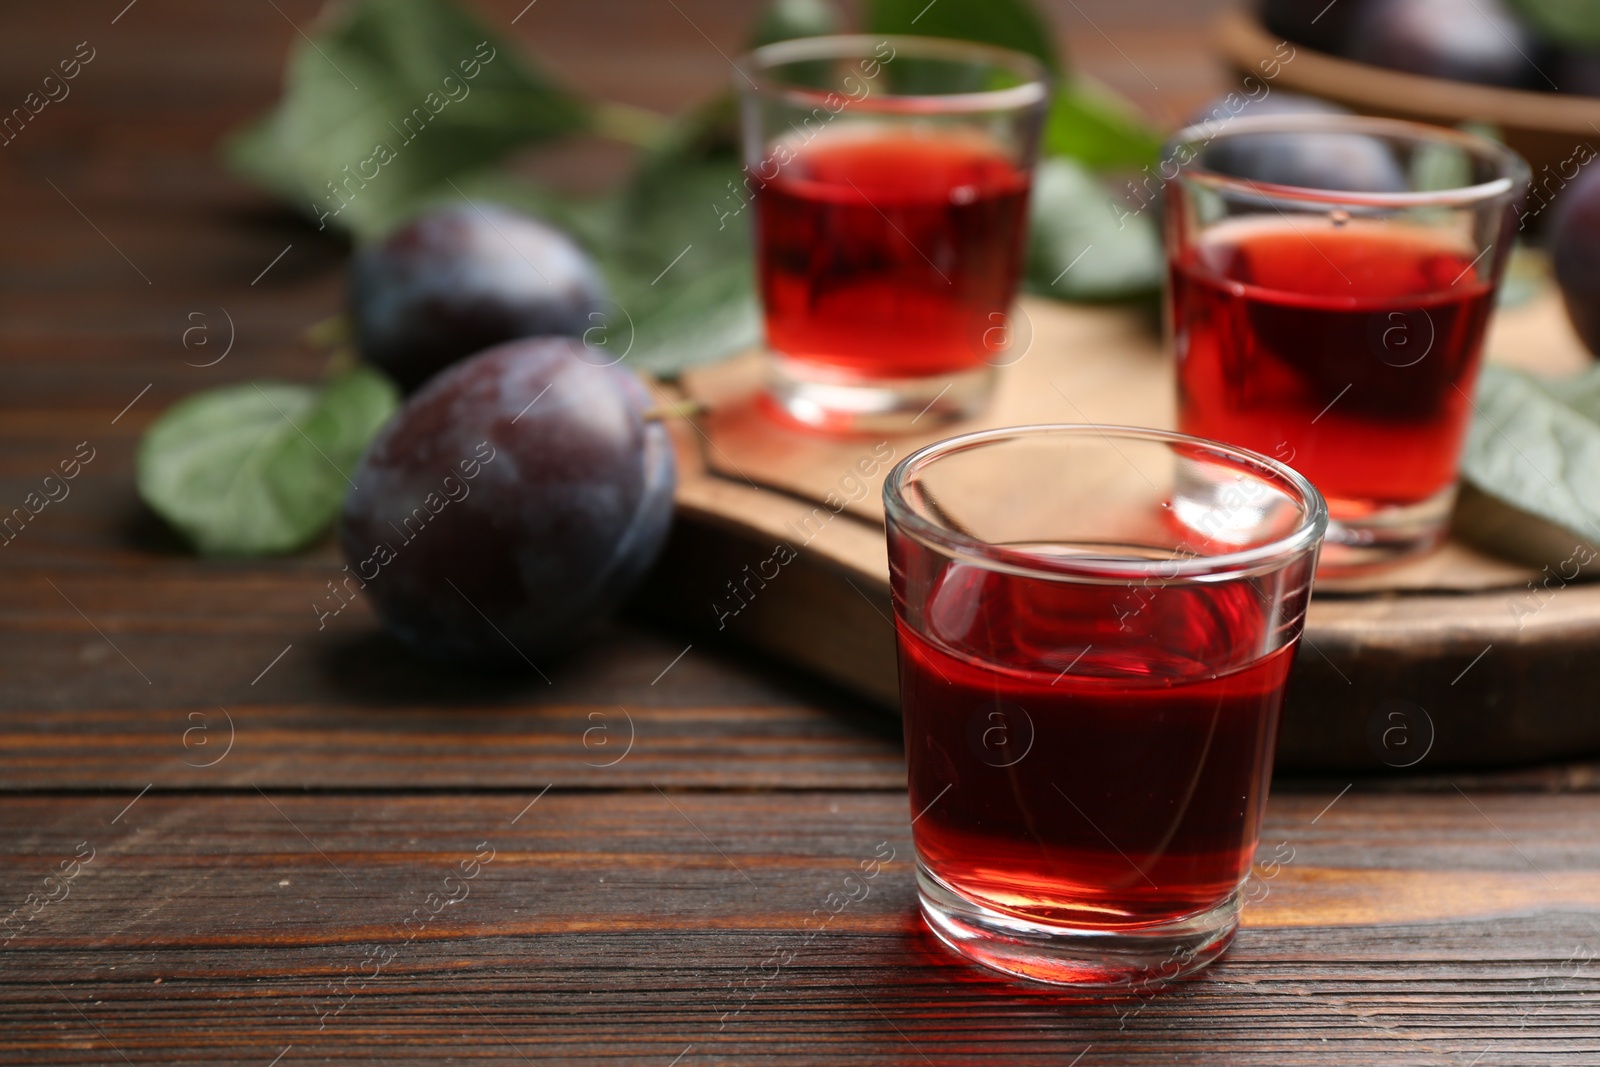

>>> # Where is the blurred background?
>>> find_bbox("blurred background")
[0,0,1234,564]
[0,0,1229,309]
[8,0,1592,385]
[6,0,1598,714]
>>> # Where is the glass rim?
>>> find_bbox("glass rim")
[882,423,1329,582]
[1164,114,1530,209]
[736,33,1051,115]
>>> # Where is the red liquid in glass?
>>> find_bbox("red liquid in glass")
[896,555,1295,928]
[754,131,1031,379]
[1172,220,1497,510]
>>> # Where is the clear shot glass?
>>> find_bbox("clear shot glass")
[1164,114,1526,572]
[884,424,1327,986]
[737,34,1049,433]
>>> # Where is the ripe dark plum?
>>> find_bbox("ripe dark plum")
[1189,92,1406,193]
[1551,165,1600,357]
[1348,0,1547,89]
[1258,0,1369,54]
[351,202,608,392]
[339,337,676,666]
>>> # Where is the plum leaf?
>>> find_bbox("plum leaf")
[1459,364,1600,551]
[750,0,845,48]
[865,0,1061,74]
[224,0,588,238]
[1505,0,1600,48]
[1025,158,1163,301]
[587,64,1162,373]
[1044,79,1163,171]
[601,99,762,375]
[137,368,399,556]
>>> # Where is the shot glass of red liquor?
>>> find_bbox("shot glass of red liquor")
[1164,115,1527,571]
[884,425,1326,986]
[736,35,1049,432]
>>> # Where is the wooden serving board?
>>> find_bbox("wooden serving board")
[1214,9,1600,181]
[638,291,1600,771]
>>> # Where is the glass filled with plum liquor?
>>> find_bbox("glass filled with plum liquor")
[1164,115,1527,571]
[884,425,1326,986]
[736,35,1049,431]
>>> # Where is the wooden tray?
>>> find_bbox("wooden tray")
[1215,9,1600,180]
[638,292,1600,771]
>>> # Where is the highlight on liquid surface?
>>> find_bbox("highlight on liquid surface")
[1172,217,1497,511]
[896,548,1297,929]
[753,126,1031,380]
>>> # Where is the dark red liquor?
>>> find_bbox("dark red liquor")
[754,130,1031,380]
[896,553,1297,928]
[1171,220,1497,511]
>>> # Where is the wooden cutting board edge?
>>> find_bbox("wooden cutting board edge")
[640,292,1600,770]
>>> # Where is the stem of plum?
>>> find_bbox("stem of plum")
[589,101,671,148]
[304,313,362,377]
[642,399,709,422]
[304,313,353,351]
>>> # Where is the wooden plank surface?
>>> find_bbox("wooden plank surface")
[3,1,1600,1064]
[1216,8,1600,177]
[3,791,1599,1065]
[645,292,1600,769]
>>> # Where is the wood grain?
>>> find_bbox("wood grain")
[2,791,1598,1065]
[1215,8,1600,179]
[0,559,905,789]
[3,2,1599,1064]
[645,294,1600,769]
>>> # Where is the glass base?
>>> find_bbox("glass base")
[1316,484,1455,575]
[765,354,994,434]
[916,862,1239,989]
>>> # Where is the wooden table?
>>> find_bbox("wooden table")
[3,2,1597,1063]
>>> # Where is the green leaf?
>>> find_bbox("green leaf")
[749,0,844,48]
[601,98,762,375]
[864,1,1160,171]
[224,0,589,239]
[343,91,759,379]
[1505,0,1600,48]
[137,368,399,556]
[604,240,762,376]
[1044,78,1162,170]
[1459,364,1600,551]
[1025,157,1162,302]
[598,0,1153,369]
[864,0,1061,75]
[590,77,1163,371]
